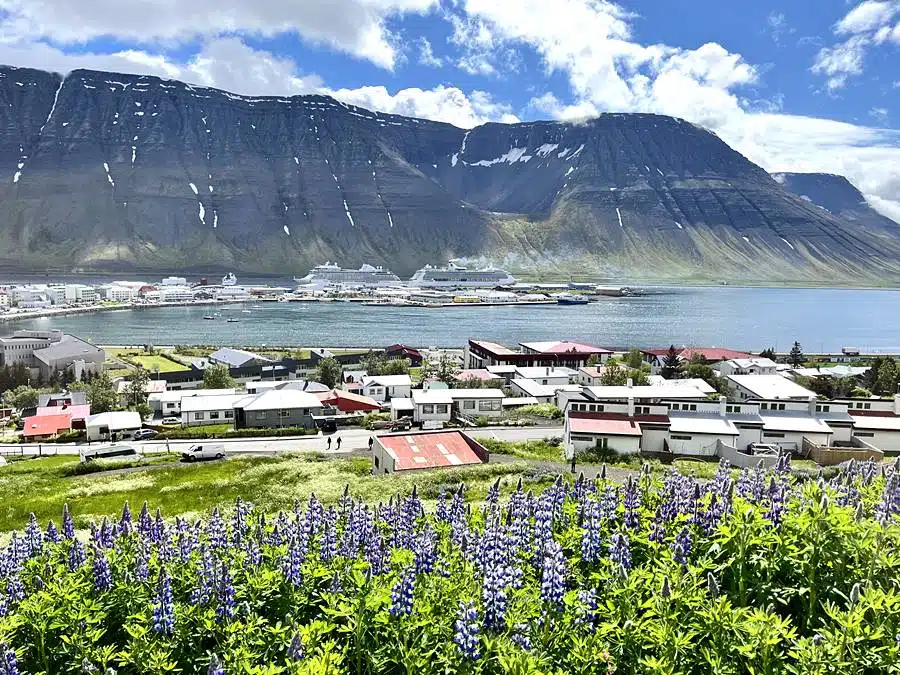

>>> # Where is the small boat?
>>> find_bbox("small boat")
[555,293,590,305]
[203,315,216,320]
[227,318,239,323]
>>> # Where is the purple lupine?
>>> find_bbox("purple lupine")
[481,563,509,630]
[207,654,225,675]
[365,532,389,577]
[413,525,437,574]
[137,502,152,539]
[92,546,112,591]
[287,632,304,661]
[736,464,766,504]
[119,503,133,537]
[152,509,165,545]
[244,538,262,568]
[453,601,481,661]
[575,588,598,627]
[877,470,900,524]
[134,541,150,582]
[45,520,61,545]
[540,540,566,611]
[510,623,532,650]
[216,564,236,622]
[672,527,692,566]
[320,509,338,562]
[282,536,304,587]
[190,547,215,606]
[6,575,24,605]
[25,513,43,557]
[623,476,641,529]
[435,488,449,522]
[599,486,618,523]
[151,569,175,635]
[68,539,87,571]
[1,644,20,675]
[62,503,75,540]
[766,480,788,527]
[99,517,115,549]
[608,532,632,572]
[389,567,415,617]
[580,499,603,564]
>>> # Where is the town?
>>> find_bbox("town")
[2,328,897,475]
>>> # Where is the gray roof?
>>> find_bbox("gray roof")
[275,380,330,393]
[33,335,104,366]
[208,347,272,368]
[37,391,88,407]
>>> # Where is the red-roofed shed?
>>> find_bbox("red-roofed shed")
[373,430,489,474]
[318,389,381,413]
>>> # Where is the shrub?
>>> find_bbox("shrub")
[51,430,85,444]
[362,412,392,429]
[476,437,563,461]
[506,403,563,420]
[157,426,318,440]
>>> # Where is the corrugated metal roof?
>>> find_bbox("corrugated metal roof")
[378,431,485,471]
[569,416,642,436]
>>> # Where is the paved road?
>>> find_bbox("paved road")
[1,425,563,457]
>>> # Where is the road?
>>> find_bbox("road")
[1,425,563,457]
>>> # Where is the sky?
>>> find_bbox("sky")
[0,0,898,221]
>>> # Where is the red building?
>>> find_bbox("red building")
[385,344,423,366]
[372,430,489,474]
[317,390,382,413]
[465,339,613,370]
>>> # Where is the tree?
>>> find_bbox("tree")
[423,354,460,384]
[875,359,898,396]
[203,364,237,390]
[600,361,628,386]
[1,385,41,410]
[586,354,602,367]
[381,359,410,376]
[788,341,805,368]
[126,367,150,409]
[660,346,681,380]
[87,372,119,414]
[314,358,342,389]
[759,347,776,361]
[625,349,644,370]
[360,351,388,376]
[630,369,650,386]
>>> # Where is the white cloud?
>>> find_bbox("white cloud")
[835,0,900,34]
[766,12,794,44]
[417,37,443,67]
[811,35,870,90]
[0,0,437,69]
[870,107,889,123]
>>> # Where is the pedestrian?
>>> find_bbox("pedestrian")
[336,436,342,450]
[368,436,374,452]
[327,436,332,450]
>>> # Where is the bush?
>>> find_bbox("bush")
[51,430,85,444]
[476,437,563,461]
[157,426,319,440]
[362,412,392,429]
[506,403,563,420]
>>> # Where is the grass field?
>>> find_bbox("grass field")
[0,453,530,531]
[127,354,189,372]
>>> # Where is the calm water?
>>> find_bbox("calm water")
[10,286,900,351]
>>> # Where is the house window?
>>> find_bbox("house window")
[763,432,785,438]
[193,413,203,421]
[463,400,476,410]
[689,404,697,411]
[671,434,692,440]
[224,410,233,418]
[209,412,220,420]
[864,403,871,410]
[760,403,768,410]
[778,404,786,411]
[256,412,267,420]
[436,404,449,414]
[636,406,650,415]
[167,403,176,409]
[280,410,291,418]
[480,400,501,411]
[570,435,594,442]
[816,405,830,413]
[422,404,434,414]
[671,404,680,411]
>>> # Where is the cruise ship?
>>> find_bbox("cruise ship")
[294,262,402,287]
[408,260,517,288]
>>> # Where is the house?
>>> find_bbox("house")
[35,404,91,427]
[565,414,646,457]
[361,374,412,403]
[642,347,751,372]
[411,390,453,425]
[371,430,489,474]
[666,414,741,457]
[232,390,324,430]
[180,394,244,427]
[390,397,415,421]
[208,347,273,368]
[317,390,381,413]
[839,395,900,451]
[578,366,607,386]
[148,389,236,417]
[789,365,870,380]
[385,344,423,366]
[0,330,105,380]
[714,358,778,376]
[514,367,574,386]
[509,378,580,404]
[38,391,88,408]
[448,389,506,419]
[465,339,612,370]
[85,411,143,441]
[454,369,505,386]
[22,413,73,441]
[247,380,330,395]
[116,379,167,405]
[727,374,817,401]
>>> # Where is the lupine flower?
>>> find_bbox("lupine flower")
[481,564,509,630]
[119,503,133,537]
[92,546,112,591]
[151,569,175,635]
[540,540,566,611]
[389,567,415,617]
[287,632,304,661]
[282,536,304,587]
[580,499,603,564]
[5,576,24,605]
[137,502,152,539]
[575,588,598,627]
[510,623,532,650]
[44,520,61,545]
[413,526,437,574]
[62,503,75,539]
[1,644,20,675]
[608,532,632,572]
[207,654,225,675]
[25,513,43,557]
[672,528,692,566]
[68,539,86,571]
[453,601,481,661]
[190,548,215,606]
[134,541,150,582]
[877,471,900,524]
[766,481,787,527]
[623,476,641,529]
[216,564,235,622]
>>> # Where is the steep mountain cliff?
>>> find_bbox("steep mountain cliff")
[2,64,899,283]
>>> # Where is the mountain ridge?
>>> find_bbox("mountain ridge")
[1,64,899,283]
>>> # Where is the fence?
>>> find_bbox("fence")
[801,436,883,467]
[714,440,780,469]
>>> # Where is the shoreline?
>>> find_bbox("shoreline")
[0,298,249,324]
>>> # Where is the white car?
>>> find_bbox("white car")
[80,445,142,463]
[181,443,226,462]
[161,416,181,425]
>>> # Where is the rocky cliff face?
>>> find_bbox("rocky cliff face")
[2,64,899,282]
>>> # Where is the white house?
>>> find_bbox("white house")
[715,358,778,377]
[565,414,643,458]
[85,411,143,441]
[180,394,244,427]
[509,378,580,404]
[361,374,413,403]
[149,389,236,417]
[411,390,453,424]
[758,414,833,451]
[666,414,740,457]
[390,397,415,421]
[448,388,506,419]
[727,374,816,401]
[578,366,606,386]
[840,395,900,451]
[514,367,574,386]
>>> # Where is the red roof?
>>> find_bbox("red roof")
[569,416,643,436]
[378,431,486,471]
[520,340,612,354]
[386,344,422,356]
[454,369,502,382]
[36,404,91,420]
[644,347,751,361]
[318,389,381,412]
[23,413,73,438]
[570,411,671,425]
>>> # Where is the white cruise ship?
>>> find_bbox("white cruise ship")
[408,260,517,288]
[294,262,402,287]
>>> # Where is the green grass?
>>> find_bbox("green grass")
[476,437,564,461]
[0,453,529,531]
[127,354,189,372]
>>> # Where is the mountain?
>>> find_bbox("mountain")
[2,64,900,283]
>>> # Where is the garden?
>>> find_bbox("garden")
[1,454,900,673]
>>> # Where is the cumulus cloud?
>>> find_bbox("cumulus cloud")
[0,0,437,69]
[835,0,900,34]
[417,37,444,67]
[765,12,794,44]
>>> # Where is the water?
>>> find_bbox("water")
[9,286,900,351]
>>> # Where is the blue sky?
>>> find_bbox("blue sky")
[0,0,898,218]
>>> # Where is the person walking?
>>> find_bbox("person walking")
[336,436,342,450]
[326,436,332,450]
[368,436,374,452]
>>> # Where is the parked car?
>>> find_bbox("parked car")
[132,429,158,441]
[80,445,141,463]
[161,416,181,425]
[317,418,337,433]
[181,443,226,462]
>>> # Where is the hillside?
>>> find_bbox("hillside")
[2,64,899,283]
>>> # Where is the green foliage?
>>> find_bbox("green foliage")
[422,354,460,384]
[1,384,41,410]
[759,347,776,360]
[202,364,237,390]
[59,454,178,477]
[125,367,150,408]
[506,404,563,420]
[86,371,120,414]
[789,340,806,367]
[625,348,644,370]
[362,412,392,429]
[380,359,410,376]
[157,425,318,440]
[477,437,563,460]
[313,357,342,389]
[661,345,681,380]
[50,430,86,444]
[600,361,650,386]
[0,364,33,396]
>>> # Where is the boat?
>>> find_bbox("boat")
[226,317,239,323]
[555,293,590,305]
[294,262,402,287]
[408,260,517,288]
[203,315,216,320]
[222,272,237,286]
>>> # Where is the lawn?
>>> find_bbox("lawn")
[127,353,189,372]
[0,453,529,531]
[476,437,565,461]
